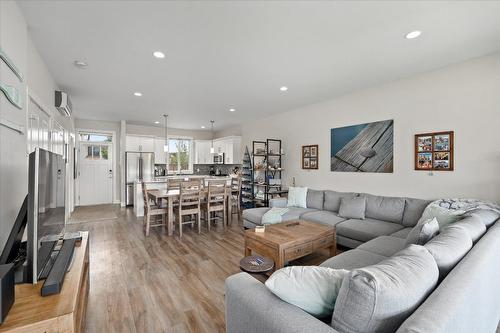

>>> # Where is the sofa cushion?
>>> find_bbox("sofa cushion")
[453,215,486,243]
[470,209,500,227]
[358,236,408,257]
[336,235,363,249]
[324,190,357,213]
[363,193,405,224]
[336,218,405,243]
[424,224,473,279]
[282,207,318,222]
[306,189,324,210]
[402,197,432,227]
[320,249,387,271]
[300,211,347,227]
[390,227,412,239]
[265,266,349,318]
[339,196,366,220]
[332,245,439,333]
[242,207,270,226]
[405,217,439,246]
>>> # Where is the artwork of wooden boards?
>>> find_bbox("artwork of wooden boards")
[302,145,318,169]
[330,119,394,173]
[415,131,454,171]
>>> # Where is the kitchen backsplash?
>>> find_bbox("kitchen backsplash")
[193,164,241,175]
[155,164,241,176]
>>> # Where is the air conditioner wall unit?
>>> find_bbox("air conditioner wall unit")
[54,91,72,117]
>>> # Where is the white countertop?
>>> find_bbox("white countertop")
[136,175,231,183]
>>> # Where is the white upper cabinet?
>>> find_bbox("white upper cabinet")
[195,140,212,164]
[154,138,167,164]
[194,136,242,164]
[126,135,154,152]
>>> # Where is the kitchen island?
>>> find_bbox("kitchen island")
[133,175,232,217]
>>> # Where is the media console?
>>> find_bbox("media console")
[0,232,89,333]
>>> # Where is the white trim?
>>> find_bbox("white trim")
[76,128,117,205]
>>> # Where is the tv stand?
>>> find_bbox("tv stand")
[0,232,89,333]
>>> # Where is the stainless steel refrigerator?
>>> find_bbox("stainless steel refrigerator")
[125,151,155,206]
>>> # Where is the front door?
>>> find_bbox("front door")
[77,134,113,206]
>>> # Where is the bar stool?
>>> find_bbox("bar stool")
[229,176,242,222]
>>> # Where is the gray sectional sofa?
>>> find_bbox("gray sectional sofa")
[227,190,500,333]
[242,190,431,248]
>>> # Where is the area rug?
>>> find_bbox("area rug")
[67,204,119,224]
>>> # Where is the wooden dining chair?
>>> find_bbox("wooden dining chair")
[174,180,202,237]
[230,176,242,222]
[142,182,167,236]
[202,180,227,231]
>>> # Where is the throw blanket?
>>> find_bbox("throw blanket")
[419,198,500,227]
[262,207,289,225]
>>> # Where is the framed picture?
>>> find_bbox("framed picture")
[415,131,454,171]
[302,145,319,169]
[331,120,393,172]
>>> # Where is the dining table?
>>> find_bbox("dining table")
[147,187,233,236]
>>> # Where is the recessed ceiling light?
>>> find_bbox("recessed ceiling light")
[73,60,88,69]
[154,121,160,124]
[133,92,142,97]
[201,126,206,129]
[280,86,288,91]
[153,51,165,58]
[229,108,236,112]
[405,30,422,39]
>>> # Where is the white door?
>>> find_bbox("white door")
[78,142,113,205]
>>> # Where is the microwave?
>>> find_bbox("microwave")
[214,153,225,164]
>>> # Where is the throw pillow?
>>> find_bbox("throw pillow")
[287,187,308,208]
[405,217,440,246]
[265,266,349,318]
[332,245,439,333]
[338,196,366,219]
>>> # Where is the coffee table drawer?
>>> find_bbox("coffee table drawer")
[313,235,334,250]
[284,242,313,261]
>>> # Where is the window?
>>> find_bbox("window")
[167,138,192,174]
[84,144,109,160]
[79,133,112,143]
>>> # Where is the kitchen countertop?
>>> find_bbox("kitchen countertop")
[136,175,232,183]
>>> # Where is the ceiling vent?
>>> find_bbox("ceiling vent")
[54,91,72,117]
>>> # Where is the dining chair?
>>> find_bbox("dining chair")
[230,176,242,222]
[142,182,167,236]
[174,180,202,237]
[202,180,227,231]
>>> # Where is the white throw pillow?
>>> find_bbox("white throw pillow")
[287,186,308,208]
[265,266,349,318]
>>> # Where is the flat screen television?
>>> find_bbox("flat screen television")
[26,148,66,284]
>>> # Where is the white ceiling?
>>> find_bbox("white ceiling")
[18,1,500,130]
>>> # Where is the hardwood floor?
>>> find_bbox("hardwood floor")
[66,205,334,333]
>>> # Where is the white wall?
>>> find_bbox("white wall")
[242,53,500,202]
[0,1,76,250]
[0,1,28,251]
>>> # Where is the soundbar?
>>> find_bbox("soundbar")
[41,238,76,297]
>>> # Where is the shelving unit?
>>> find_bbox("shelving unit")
[252,139,285,207]
[241,146,254,209]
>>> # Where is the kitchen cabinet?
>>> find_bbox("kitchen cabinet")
[194,136,242,164]
[126,135,154,152]
[195,140,212,164]
[154,138,167,164]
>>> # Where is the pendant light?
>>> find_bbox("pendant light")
[210,120,215,154]
[163,114,169,152]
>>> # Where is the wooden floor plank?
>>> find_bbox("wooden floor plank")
[66,204,335,332]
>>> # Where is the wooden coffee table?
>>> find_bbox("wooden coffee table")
[244,220,337,270]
